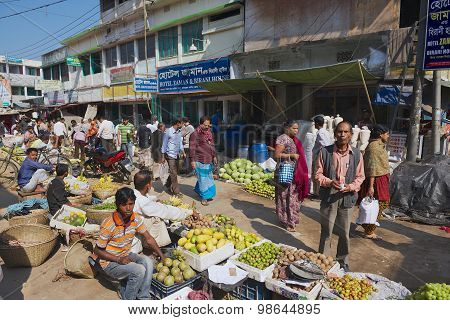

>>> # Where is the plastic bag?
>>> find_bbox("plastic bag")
[259,158,277,172]
[64,176,90,196]
[356,197,380,225]
[159,161,170,185]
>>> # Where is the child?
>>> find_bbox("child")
[46,164,76,216]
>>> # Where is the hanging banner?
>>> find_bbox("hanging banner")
[66,56,82,67]
[134,76,158,93]
[423,0,450,70]
[158,57,230,94]
[110,66,134,85]
[35,79,63,92]
[0,77,12,107]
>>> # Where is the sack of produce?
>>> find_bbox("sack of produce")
[64,175,90,196]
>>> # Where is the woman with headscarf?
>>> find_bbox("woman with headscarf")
[358,124,390,240]
[189,116,217,206]
[274,120,309,232]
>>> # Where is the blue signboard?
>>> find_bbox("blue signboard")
[7,56,23,64]
[423,0,450,70]
[134,77,158,93]
[158,57,230,94]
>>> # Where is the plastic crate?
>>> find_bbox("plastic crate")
[150,273,202,300]
[232,278,271,300]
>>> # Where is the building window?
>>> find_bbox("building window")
[8,64,23,74]
[60,63,69,82]
[118,0,128,3]
[182,19,203,54]
[11,86,25,96]
[101,0,114,12]
[138,35,156,60]
[51,65,60,81]
[158,26,178,59]
[43,67,51,80]
[27,87,39,96]
[120,41,135,65]
[80,55,91,76]
[105,46,117,68]
[26,67,37,76]
[91,51,102,74]
[209,8,241,23]
[0,63,6,73]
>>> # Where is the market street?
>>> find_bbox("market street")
[1,176,448,300]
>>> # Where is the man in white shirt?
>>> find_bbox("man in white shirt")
[311,115,334,196]
[133,170,196,247]
[181,117,195,175]
[146,116,158,133]
[97,115,115,152]
[53,118,67,148]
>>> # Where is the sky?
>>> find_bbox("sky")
[0,0,100,61]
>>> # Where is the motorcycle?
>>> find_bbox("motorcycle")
[83,138,134,182]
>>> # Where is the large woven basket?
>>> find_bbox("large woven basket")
[68,193,93,205]
[86,208,114,225]
[92,188,117,200]
[0,224,59,267]
[8,209,50,227]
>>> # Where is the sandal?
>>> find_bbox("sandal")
[286,226,296,232]
[201,200,209,206]
[364,233,382,240]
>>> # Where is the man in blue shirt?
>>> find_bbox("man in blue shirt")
[18,148,53,193]
[161,119,185,196]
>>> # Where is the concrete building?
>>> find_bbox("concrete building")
[0,55,42,107]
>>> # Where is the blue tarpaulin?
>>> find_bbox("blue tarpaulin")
[373,85,413,106]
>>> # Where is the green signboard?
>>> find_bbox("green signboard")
[66,56,82,67]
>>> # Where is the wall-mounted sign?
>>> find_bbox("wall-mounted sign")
[423,0,450,70]
[7,56,23,64]
[110,66,134,85]
[34,79,63,92]
[66,56,82,67]
[134,77,158,93]
[157,57,230,94]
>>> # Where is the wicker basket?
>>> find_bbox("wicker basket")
[68,193,93,205]
[86,208,114,225]
[8,209,50,226]
[0,224,59,267]
[92,188,117,200]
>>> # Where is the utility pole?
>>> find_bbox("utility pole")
[406,0,428,162]
[432,70,442,155]
[143,0,151,116]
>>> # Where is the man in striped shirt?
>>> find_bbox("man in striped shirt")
[93,187,166,300]
[117,117,135,163]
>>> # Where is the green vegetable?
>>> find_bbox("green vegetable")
[91,202,117,210]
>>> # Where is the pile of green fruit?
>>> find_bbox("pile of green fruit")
[221,225,261,251]
[244,180,275,200]
[178,228,228,255]
[212,214,235,227]
[236,242,281,270]
[328,275,375,300]
[91,202,116,210]
[218,158,273,184]
[153,257,196,286]
[408,283,450,300]
[61,211,86,227]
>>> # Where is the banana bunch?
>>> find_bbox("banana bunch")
[76,174,88,183]
[162,196,192,209]
[92,175,114,190]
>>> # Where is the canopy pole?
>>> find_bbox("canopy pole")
[358,62,376,125]
[257,70,287,120]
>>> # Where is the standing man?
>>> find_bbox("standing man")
[161,119,184,196]
[117,117,135,163]
[137,121,153,169]
[53,118,67,148]
[357,108,373,129]
[314,121,365,271]
[181,117,195,175]
[151,122,165,180]
[97,116,115,153]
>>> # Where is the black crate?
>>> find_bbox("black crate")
[231,278,271,300]
[150,273,202,300]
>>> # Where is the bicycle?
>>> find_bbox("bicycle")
[0,139,21,189]
[36,147,73,174]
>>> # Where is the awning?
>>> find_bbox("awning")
[197,78,279,95]
[13,102,31,109]
[149,0,242,32]
[261,61,380,85]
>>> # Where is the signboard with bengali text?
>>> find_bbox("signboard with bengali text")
[134,76,158,93]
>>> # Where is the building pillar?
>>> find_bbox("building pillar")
[223,100,229,123]
[198,99,205,119]
[133,103,139,126]
[116,45,121,67]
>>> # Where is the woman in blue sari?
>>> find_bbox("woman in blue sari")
[189,116,217,206]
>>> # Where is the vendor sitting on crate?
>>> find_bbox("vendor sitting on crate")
[18,147,53,193]
[133,170,198,247]
[92,187,166,300]
[47,164,78,216]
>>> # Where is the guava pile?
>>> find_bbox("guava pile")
[219,158,273,184]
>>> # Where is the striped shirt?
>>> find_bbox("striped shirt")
[117,123,135,144]
[95,211,147,267]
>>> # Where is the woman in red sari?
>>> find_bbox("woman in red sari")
[274,121,309,232]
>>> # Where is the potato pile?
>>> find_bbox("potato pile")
[277,246,335,272]
[182,214,213,229]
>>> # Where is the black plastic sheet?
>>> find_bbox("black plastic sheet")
[390,156,450,225]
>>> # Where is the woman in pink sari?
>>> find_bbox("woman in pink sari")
[274,121,309,232]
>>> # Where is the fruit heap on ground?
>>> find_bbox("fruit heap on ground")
[91,175,115,190]
[408,283,450,300]
[276,246,335,273]
[153,256,197,286]
[212,214,235,227]
[177,227,229,255]
[236,242,281,270]
[327,274,376,300]
[61,211,86,226]
[182,214,213,229]
[91,202,116,210]
[243,180,275,200]
[218,225,261,251]
[162,196,192,209]
[219,158,274,184]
